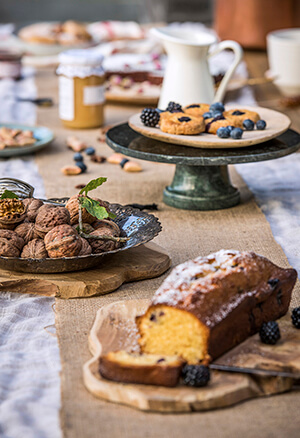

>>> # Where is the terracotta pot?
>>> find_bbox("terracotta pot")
[214,0,300,49]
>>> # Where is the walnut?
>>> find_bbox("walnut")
[21,239,48,259]
[0,198,27,227]
[35,204,70,236]
[88,227,120,254]
[66,195,110,225]
[44,224,82,258]
[0,222,16,230]
[72,222,94,235]
[14,222,40,244]
[92,219,120,235]
[0,229,25,257]
[22,198,44,222]
[78,237,92,256]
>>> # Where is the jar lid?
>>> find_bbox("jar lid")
[59,49,104,66]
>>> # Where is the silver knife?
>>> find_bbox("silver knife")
[210,363,300,379]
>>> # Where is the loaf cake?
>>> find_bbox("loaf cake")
[99,351,183,386]
[137,250,297,364]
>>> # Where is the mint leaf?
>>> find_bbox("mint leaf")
[108,212,116,220]
[79,177,107,196]
[0,190,19,199]
[80,197,110,220]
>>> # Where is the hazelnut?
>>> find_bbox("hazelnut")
[23,198,44,222]
[66,195,110,225]
[88,227,120,254]
[0,229,25,257]
[21,239,48,259]
[0,198,27,226]
[78,237,92,256]
[35,204,71,236]
[44,224,82,258]
[15,222,40,244]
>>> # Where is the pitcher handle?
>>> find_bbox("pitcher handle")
[208,40,243,103]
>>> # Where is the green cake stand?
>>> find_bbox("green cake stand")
[106,124,300,211]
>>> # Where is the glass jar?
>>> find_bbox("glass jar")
[57,50,105,129]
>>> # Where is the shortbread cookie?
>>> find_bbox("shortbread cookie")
[183,103,210,117]
[160,112,205,135]
[205,115,234,134]
[224,109,260,128]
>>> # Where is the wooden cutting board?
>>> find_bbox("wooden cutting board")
[83,299,300,412]
[0,243,170,299]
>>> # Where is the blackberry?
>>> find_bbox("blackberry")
[259,321,281,344]
[291,307,300,329]
[182,364,210,387]
[243,119,255,131]
[256,119,267,130]
[166,101,182,112]
[140,108,160,127]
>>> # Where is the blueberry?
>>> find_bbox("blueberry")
[85,147,96,156]
[230,128,243,139]
[217,127,230,138]
[210,110,223,118]
[76,162,87,173]
[73,152,83,162]
[243,119,255,131]
[256,119,267,130]
[203,111,213,119]
[227,125,235,133]
[209,102,225,113]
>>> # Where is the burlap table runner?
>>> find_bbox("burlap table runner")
[35,69,299,438]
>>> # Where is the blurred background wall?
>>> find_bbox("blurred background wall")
[0,0,213,26]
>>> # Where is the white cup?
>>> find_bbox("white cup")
[267,28,300,96]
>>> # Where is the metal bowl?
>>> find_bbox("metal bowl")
[0,203,162,274]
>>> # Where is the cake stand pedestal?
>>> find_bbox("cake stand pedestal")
[106,125,300,210]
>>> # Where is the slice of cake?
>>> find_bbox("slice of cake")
[99,351,183,387]
[137,250,297,364]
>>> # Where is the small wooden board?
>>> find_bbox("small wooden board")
[129,106,291,149]
[0,243,170,299]
[83,299,300,412]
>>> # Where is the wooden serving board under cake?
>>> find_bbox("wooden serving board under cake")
[129,106,291,149]
[83,299,300,413]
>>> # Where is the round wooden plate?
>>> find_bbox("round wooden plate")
[129,106,291,149]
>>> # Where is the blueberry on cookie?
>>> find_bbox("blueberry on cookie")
[224,108,260,128]
[160,112,205,135]
[205,114,233,134]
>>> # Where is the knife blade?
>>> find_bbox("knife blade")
[210,363,300,379]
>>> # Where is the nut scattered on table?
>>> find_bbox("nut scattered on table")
[66,136,87,152]
[21,238,48,259]
[44,224,82,258]
[107,153,125,164]
[61,165,82,176]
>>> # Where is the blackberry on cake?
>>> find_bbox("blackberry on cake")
[182,364,210,387]
[291,307,300,328]
[140,108,160,127]
[166,101,182,112]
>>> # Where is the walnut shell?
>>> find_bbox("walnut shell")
[23,198,44,222]
[88,227,120,254]
[72,222,94,235]
[65,195,110,225]
[14,222,40,244]
[21,239,48,259]
[92,219,120,236]
[0,229,25,257]
[44,224,82,258]
[35,205,71,236]
[78,237,92,256]
[0,222,16,230]
[0,198,27,226]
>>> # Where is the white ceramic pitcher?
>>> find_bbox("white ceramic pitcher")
[151,27,243,109]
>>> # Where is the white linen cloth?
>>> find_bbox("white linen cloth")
[0,65,61,438]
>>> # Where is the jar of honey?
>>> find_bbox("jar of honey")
[57,50,105,129]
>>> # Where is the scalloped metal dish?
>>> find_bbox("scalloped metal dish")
[0,204,162,274]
